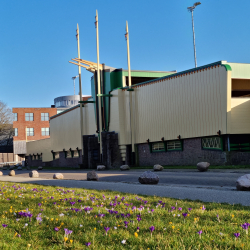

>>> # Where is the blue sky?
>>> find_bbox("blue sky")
[1,0,250,109]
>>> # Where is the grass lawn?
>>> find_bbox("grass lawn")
[0,182,249,249]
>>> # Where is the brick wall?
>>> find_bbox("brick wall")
[137,138,227,166]
[102,132,122,169]
[28,151,83,168]
[137,137,250,166]
[13,107,57,142]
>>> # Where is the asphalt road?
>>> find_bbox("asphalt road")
[0,169,250,206]
[1,169,249,188]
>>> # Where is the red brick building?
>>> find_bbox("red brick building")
[12,107,57,156]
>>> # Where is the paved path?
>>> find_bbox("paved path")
[1,169,249,187]
[0,169,250,206]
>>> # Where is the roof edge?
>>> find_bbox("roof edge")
[119,61,227,90]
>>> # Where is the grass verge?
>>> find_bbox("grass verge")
[0,181,249,249]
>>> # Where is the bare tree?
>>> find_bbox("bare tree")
[0,101,13,136]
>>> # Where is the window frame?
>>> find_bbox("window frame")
[26,128,34,136]
[41,113,49,121]
[166,140,183,151]
[14,113,18,121]
[14,128,18,136]
[201,136,223,151]
[53,152,59,160]
[41,127,50,136]
[25,113,34,121]
[65,151,72,158]
[149,140,183,153]
[151,142,165,153]
[72,150,80,158]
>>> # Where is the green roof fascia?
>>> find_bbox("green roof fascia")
[122,71,174,78]
[221,64,232,71]
[110,71,123,90]
[104,71,111,130]
[120,61,231,90]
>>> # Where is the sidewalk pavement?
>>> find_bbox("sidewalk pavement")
[0,175,249,207]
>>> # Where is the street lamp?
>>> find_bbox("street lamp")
[187,2,201,68]
[72,75,79,95]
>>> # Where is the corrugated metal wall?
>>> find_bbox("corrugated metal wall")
[113,65,229,145]
[26,103,97,162]
[82,102,97,136]
[231,98,250,134]
[0,153,23,163]
[50,107,82,152]
[26,138,52,162]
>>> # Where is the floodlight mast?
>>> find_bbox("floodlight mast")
[72,75,79,95]
[187,2,201,68]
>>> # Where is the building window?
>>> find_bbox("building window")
[152,142,165,152]
[53,152,59,160]
[37,154,42,160]
[150,140,183,153]
[66,151,72,158]
[26,128,34,136]
[73,150,80,157]
[14,128,18,136]
[41,128,50,136]
[167,140,182,151]
[41,113,49,121]
[14,113,18,121]
[25,113,33,121]
[202,137,223,150]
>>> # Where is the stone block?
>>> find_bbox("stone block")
[87,170,99,181]
[236,174,250,191]
[97,165,106,171]
[53,173,64,179]
[29,170,39,178]
[138,171,159,185]
[153,164,163,171]
[120,165,130,171]
[9,170,15,176]
[197,162,210,172]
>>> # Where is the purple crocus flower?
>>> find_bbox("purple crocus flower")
[171,206,175,210]
[104,226,110,235]
[64,228,73,235]
[124,221,129,228]
[54,227,60,232]
[182,213,188,218]
[197,230,202,238]
[178,207,182,211]
[38,203,41,206]
[137,227,140,230]
[85,242,91,247]
[241,223,250,230]
[201,205,206,210]
[149,226,155,233]
[188,208,192,211]
[2,224,7,228]
[234,233,240,238]
[36,216,42,222]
